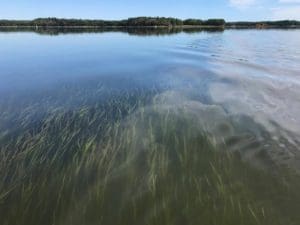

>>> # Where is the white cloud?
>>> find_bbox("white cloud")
[279,0,300,3]
[271,6,300,20]
[229,0,257,8]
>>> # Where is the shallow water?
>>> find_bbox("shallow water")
[0,28,300,225]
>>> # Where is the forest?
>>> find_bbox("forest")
[0,17,226,27]
[0,17,299,28]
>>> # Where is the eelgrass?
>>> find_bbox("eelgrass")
[0,87,300,225]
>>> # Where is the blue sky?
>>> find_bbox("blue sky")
[1,0,300,21]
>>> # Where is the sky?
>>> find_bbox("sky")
[0,0,300,21]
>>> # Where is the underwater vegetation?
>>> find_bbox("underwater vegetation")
[1,85,300,225]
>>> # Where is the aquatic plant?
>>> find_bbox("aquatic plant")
[0,87,300,225]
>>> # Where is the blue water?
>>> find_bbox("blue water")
[1,29,299,160]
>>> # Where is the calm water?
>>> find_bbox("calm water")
[1,28,300,225]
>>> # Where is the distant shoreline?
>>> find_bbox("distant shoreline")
[1,17,300,29]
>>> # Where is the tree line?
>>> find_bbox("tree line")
[0,17,226,27]
[1,17,299,28]
[226,20,300,28]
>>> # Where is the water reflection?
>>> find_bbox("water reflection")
[0,26,224,36]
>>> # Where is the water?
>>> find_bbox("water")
[0,28,300,225]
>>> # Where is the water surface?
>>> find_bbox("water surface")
[0,28,300,225]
